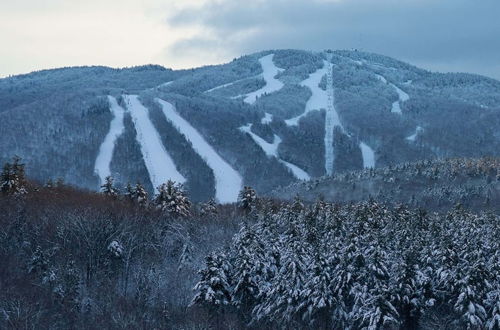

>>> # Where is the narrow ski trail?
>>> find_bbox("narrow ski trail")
[124,95,185,192]
[244,54,284,104]
[157,99,242,203]
[94,96,125,185]
[239,124,310,180]
[375,74,409,114]
[359,142,375,168]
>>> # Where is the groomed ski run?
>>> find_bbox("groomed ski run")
[157,99,242,203]
[94,96,126,185]
[244,54,284,104]
[239,124,310,181]
[124,95,186,192]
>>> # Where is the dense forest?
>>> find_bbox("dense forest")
[1,157,499,329]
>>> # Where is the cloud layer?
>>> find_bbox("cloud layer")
[166,0,500,79]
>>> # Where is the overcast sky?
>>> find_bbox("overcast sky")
[1,0,499,79]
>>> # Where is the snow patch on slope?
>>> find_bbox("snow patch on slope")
[203,76,257,94]
[359,142,375,168]
[124,95,185,192]
[406,126,423,142]
[94,96,125,185]
[261,113,273,124]
[239,124,310,180]
[244,54,284,104]
[157,99,242,203]
[286,60,329,126]
[375,74,410,114]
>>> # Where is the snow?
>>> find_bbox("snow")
[324,60,343,176]
[359,142,375,168]
[203,76,257,94]
[375,74,410,114]
[124,95,185,192]
[243,54,284,104]
[406,126,423,142]
[285,60,329,126]
[94,96,125,185]
[261,113,273,124]
[157,98,242,203]
[239,124,310,180]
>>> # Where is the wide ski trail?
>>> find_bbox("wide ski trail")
[244,54,284,104]
[157,99,242,203]
[375,74,410,114]
[359,142,375,168]
[285,60,329,126]
[94,96,125,185]
[124,95,185,192]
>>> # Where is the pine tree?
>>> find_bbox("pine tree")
[154,180,191,217]
[191,251,232,307]
[200,198,218,218]
[100,176,118,197]
[237,186,257,213]
[134,182,148,207]
[1,156,27,195]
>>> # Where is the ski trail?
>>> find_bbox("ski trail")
[239,124,310,180]
[359,142,375,168]
[324,60,343,176]
[157,99,242,203]
[244,54,284,104]
[261,113,273,124]
[94,96,126,185]
[375,74,410,114]
[124,95,185,192]
[203,76,258,94]
[406,126,423,142]
[285,60,329,126]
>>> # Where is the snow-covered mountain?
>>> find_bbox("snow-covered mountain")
[1,49,500,202]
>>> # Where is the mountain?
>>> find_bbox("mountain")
[1,49,500,202]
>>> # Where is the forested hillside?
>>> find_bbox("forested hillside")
[0,157,499,329]
[1,49,499,202]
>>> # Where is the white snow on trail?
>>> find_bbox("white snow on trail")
[406,126,423,142]
[94,96,125,185]
[261,113,273,124]
[359,142,375,168]
[244,54,284,104]
[124,95,185,192]
[203,76,257,94]
[324,60,344,175]
[239,124,310,180]
[285,60,329,126]
[157,99,242,203]
[375,74,410,114]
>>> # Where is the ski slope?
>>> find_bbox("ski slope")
[244,54,284,104]
[239,124,310,180]
[203,76,257,94]
[375,74,410,114]
[94,96,125,185]
[157,99,242,203]
[359,142,375,168]
[286,60,329,126]
[324,60,344,175]
[124,95,185,192]
[406,126,423,142]
[261,113,273,124]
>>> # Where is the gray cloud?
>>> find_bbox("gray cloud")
[166,0,500,79]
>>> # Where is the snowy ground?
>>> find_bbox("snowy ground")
[375,74,410,114]
[203,76,258,94]
[406,126,424,142]
[324,60,344,175]
[359,142,375,168]
[261,113,273,124]
[239,124,310,180]
[285,60,329,126]
[124,95,185,192]
[94,96,126,185]
[157,99,242,203]
[243,54,284,104]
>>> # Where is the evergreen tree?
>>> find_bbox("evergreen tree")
[154,180,191,217]
[191,251,232,307]
[1,156,27,195]
[237,186,257,213]
[100,176,118,197]
[200,198,218,218]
